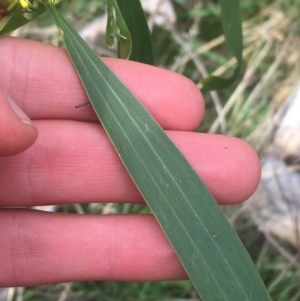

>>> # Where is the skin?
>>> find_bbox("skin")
[0,36,261,287]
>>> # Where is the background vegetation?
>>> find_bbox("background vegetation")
[5,0,300,300]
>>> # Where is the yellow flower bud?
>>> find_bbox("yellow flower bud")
[19,0,29,9]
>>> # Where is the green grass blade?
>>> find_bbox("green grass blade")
[116,0,154,65]
[46,4,271,301]
[200,0,243,90]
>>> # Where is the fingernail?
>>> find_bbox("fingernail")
[4,92,34,126]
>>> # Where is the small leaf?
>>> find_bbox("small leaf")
[0,0,63,36]
[113,0,131,60]
[0,6,45,34]
[105,0,132,59]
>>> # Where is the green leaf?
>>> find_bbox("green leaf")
[113,0,132,60]
[0,5,45,35]
[45,3,271,301]
[0,0,63,36]
[105,0,132,59]
[116,0,154,65]
[200,0,243,90]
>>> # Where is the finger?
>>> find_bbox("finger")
[0,210,186,287]
[0,120,260,206]
[0,89,37,155]
[0,36,203,131]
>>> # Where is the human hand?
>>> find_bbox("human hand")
[0,37,260,287]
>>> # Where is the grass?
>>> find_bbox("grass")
[21,281,196,301]
[5,0,300,300]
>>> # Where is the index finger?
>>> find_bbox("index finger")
[0,36,203,131]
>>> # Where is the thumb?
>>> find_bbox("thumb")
[0,90,38,156]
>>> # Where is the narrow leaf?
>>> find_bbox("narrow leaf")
[113,0,132,60]
[46,4,271,301]
[200,0,243,90]
[116,0,154,65]
[105,0,132,59]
